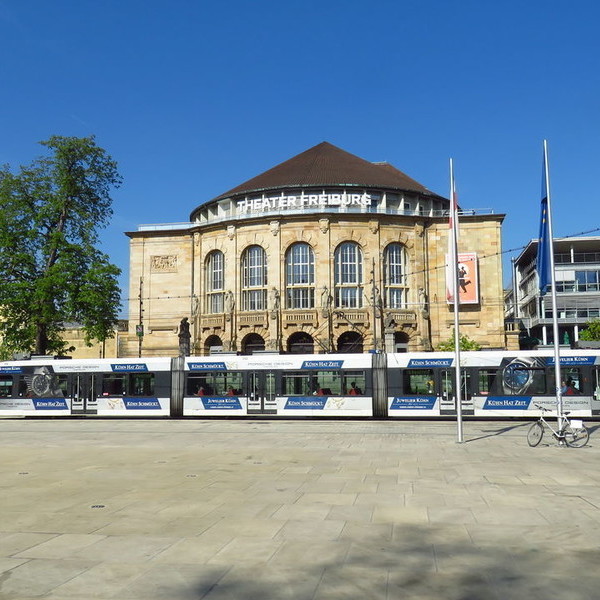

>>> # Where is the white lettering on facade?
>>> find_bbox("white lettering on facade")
[236,191,372,214]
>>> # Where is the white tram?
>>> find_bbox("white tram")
[1,349,599,418]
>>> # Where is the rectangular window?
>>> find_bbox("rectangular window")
[314,370,342,396]
[209,292,224,314]
[0,376,13,398]
[102,374,155,396]
[282,372,311,396]
[287,288,314,309]
[403,370,435,394]
[478,369,497,395]
[130,373,154,396]
[102,374,126,396]
[337,287,359,308]
[187,372,243,396]
[243,289,266,311]
[343,371,366,395]
[575,270,599,292]
[388,288,406,309]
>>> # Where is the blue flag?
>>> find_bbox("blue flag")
[536,148,551,295]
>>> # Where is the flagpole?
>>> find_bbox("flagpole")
[541,140,563,428]
[449,158,463,443]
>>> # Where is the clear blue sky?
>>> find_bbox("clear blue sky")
[2,0,599,314]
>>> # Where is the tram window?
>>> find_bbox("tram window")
[343,371,366,395]
[187,372,243,396]
[226,373,243,395]
[191,375,207,396]
[478,370,497,395]
[187,375,208,396]
[315,371,342,396]
[102,374,126,396]
[403,370,435,394]
[0,376,13,397]
[560,368,582,393]
[594,368,600,400]
[210,372,243,396]
[130,373,154,396]
[282,372,311,396]
[56,375,68,397]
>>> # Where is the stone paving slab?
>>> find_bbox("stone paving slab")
[0,418,599,599]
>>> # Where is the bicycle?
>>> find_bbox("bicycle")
[527,403,589,448]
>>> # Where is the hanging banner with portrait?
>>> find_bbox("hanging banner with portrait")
[446,252,479,305]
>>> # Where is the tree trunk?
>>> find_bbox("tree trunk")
[35,323,49,356]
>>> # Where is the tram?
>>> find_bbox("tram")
[1,350,599,418]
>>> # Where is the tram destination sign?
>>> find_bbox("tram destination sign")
[237,191,372,214]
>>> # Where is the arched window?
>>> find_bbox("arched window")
[241,245,267,311]
[287,332,314,354]
[285,242,315,309]
[334,242,363,308]
[241,333,265,354]
[384,243,408,308]
[205,251,224,313]
[204,335,223,355]
[337,331,363,353]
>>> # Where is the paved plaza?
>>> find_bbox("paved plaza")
[1,417,600,599]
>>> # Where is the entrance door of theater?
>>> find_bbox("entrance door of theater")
[70,374,98,415]
[247,371,277,414]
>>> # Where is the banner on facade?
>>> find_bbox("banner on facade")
[446,252,479,304]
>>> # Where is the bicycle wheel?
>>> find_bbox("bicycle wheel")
[564,424,589,448]
[527,421,544,447]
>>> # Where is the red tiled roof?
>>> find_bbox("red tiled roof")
[205,142,443,204]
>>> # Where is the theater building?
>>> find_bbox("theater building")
[123,142,507,356]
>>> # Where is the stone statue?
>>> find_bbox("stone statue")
[321,285,332,318]
[224,290,235,313]
[270,287,280,311]
[383,313,395,330]
[178,317,191,356]
[321,286,331,309]
[418,287,429,319]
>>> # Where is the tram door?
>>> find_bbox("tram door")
[440,369,473,415]
[247,371,277,414]
[71,374,98,414]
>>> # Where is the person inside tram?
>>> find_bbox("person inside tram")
[561,380,576,395]
[226,386,236,396]
[195,385,206,396]
[348,381,362,395]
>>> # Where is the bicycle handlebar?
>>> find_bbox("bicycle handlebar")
[533,403,571,417]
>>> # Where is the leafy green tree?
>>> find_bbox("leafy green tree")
[0,135,122,357]
[579,318,600,341]
[437,329,482,351]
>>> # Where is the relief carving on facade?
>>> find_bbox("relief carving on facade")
[319,218,329,234]
[270,221,280,236]
[227,225,236,240]
[150,254,178,273]
[368,220,379,234]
